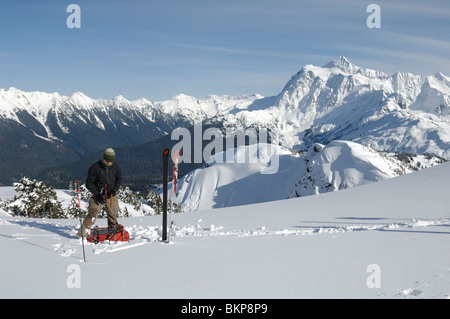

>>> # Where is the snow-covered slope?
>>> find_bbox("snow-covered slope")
[174,140,443,211]
[1,161,449,299]
[176,143,302,211]
[290,140,403,197]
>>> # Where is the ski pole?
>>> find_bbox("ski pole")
[76,180,86,263]
[104,183,109,218]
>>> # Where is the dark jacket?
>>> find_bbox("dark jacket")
[86,160,123,197]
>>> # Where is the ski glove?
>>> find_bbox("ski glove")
[93,194,105,204]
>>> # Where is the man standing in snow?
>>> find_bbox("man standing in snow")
[77,148,123,237]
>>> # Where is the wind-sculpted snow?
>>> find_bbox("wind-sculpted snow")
[175,140,445,211]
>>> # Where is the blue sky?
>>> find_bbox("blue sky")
[1,0,449,101]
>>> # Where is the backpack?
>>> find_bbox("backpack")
[86,224,130,244]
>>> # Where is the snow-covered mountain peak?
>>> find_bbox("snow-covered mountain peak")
[70,91,96,109]
[112,94,132,106]
[0,87,64,114]
[3,87,23,95]
[434,72,450,84]
[131,97,154,109]
[0,87,23,111]
[323,56,389,80]
[219,57,450,159]
[70,91,89,99]
[324,56,357,72]
[280,57,391,103]
[154,94,208,120]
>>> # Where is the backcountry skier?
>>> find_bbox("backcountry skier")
[77,148,123,238]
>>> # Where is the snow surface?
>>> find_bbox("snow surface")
[175,140,441,211]
[1,162,449,299]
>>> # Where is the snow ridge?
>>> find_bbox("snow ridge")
[174,140,444,211]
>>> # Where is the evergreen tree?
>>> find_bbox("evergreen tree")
[169,199,182,213]
[122,206,130,218]
[11,177,66,218]
[66,196,80,219]
[117,186,144,215]
[147,190,163,215]
[145,190,182,215]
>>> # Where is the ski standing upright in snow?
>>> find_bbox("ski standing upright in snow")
[75,180,86,262]
[162,149,170,242]
[169,149,181,241]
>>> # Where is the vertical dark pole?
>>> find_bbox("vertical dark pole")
[162,148,169,241]
[76,180,86,263]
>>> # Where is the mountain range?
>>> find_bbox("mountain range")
[0,87,260,184]
[0,56,449,187]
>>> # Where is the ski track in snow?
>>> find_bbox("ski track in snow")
[2,215,450,299]
[1,216,449,257]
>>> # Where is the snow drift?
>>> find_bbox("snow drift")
[174,140,441,211]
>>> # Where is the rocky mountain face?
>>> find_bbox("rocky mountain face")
[219,56,450,159]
